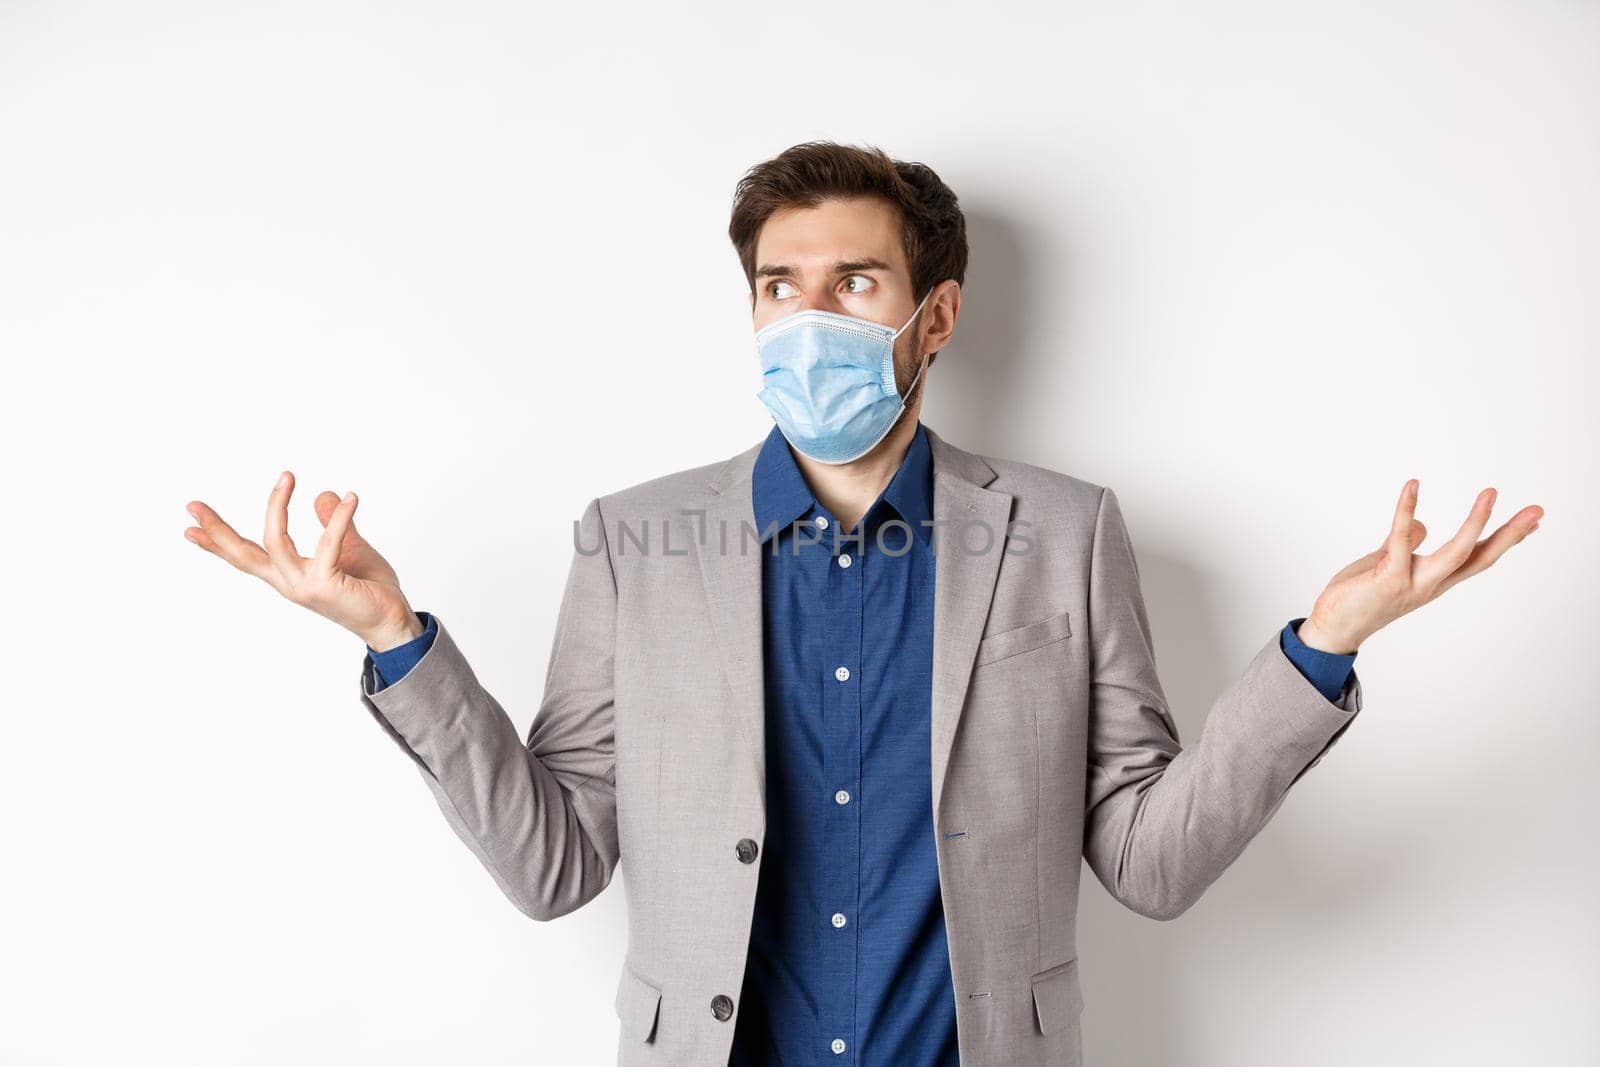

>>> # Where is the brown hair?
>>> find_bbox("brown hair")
[727,141,969,309]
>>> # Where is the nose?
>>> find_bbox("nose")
[798,292,839,314]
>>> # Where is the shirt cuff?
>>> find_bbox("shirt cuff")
[365,610,437,692]
[1280,616,1357,702]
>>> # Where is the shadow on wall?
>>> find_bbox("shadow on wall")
[921,201,1039,456]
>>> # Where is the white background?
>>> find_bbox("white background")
[2,1,1595,1063]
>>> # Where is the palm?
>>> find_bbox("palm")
[1314,519,1427,639]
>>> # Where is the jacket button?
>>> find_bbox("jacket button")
[735,838,759,864]
[711,993,735,1020]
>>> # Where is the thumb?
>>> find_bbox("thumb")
[314,490,342,528]
[316,488,369,543]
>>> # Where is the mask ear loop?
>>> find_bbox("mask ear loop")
[892,289,934,342]
[899,345,933,411]
[893,289,935,407]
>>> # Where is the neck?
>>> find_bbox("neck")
[791,409,921,533]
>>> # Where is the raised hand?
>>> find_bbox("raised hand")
[1296,480,1544,655]
[184,470,425,650]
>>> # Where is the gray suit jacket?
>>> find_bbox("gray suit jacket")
[357,424,1363,1066]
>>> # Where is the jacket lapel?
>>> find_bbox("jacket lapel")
[693,439,769,818]
[924,426,1014,822]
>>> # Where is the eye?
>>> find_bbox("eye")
[767,280,798,300]
[841,274,876,294]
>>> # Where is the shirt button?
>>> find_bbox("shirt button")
[831,912,847,928]
[711,994,735,1021]
[838,552,852,568]
[815,515,829,529]
[834,789,850,805]
[735,838,759,864]
[832,1038,847,1054]
[834,665,850,682]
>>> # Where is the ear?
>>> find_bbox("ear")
[748,289,756,314]
[922,280,960,353]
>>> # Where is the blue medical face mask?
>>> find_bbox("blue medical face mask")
[753,289,933,465]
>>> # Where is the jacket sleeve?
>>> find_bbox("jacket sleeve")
[1081,486,1362,921]
[356,496,620,921]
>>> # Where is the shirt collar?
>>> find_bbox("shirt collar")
[750,420,934,546]
[751,423,815,541]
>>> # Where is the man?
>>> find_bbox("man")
[184,141,1543,1065]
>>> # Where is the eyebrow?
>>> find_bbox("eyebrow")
[754,256,895,280]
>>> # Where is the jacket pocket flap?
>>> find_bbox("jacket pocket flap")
[1030,957,1085,1035]
[976,609,1073,667]
[614,961,662,1043]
